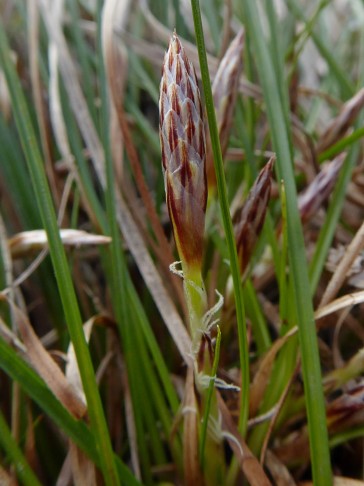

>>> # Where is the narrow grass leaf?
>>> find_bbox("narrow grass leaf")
[240,2,332,483]
[0,21,120,485]
[190,0,250,435]
[0,411,42,486]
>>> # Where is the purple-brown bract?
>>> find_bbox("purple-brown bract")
[235,157,274,275]
[159,33,207,268]
[298,153,345,223]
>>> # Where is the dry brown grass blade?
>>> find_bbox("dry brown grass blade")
[0,67,11,120]
[56,452,73,486]
[119,152,180,295]
[327,384,364,431]
[320,220,364,307]
[206,29,244,188]
[38,1,192,364]
[117,195,193,361]
[65,317,108,406]
[0,175,77,294]
[260,360,300,465]
[0,210,15,298]
[219,0,233,58]
[115,194,193,362]
[24,405,39,481]
[0,316,26,354]
[1,296,87,419]
[212,29,244,157]
[8,229,112,259]
[315,289,364,320]
[122,363,141,480]
[57,441,101,486]
[0,209,37,456]
[273,430,310,469]
[300,478,364,486]
[0,465,17,486]
[250,327,297,417]
[48,37,72,164]
[122,0,261,101]
[109,10,203,292]
[316,87,364,154]
[47,2,101,231]
[69,442,98,486]
[183,366,203,485]
[255,289,364,350]
[103,17,185,308]
[27,0,60,206]
[265,449,297,486]
[217,393,272,486]
[101,0,129,185]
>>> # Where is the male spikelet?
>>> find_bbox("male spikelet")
[159,32,207,272]
[235,157,275,276]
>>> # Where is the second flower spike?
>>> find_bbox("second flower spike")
[159,33,207,271]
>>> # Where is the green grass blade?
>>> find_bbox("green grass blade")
[318,126,364,163]
[0,335,98,460]
[129,280,180,414]
[264,0,292,135]
[240,2,332,483]
[0,23,120,486]
[244,279,271,355]
[0,410,42,486]
[190,0,250,435]
[0,335,142,485]
[199,326,221,468]
[97,8,157,480]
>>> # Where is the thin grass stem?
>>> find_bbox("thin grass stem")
[190,0,250,436]
[199,325,222,467]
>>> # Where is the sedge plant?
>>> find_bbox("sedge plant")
[159,32,226,484]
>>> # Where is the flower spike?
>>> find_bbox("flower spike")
[159,32,207,270]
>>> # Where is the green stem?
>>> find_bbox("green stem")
[318,126,364,163]
[200,326,222,467]
[183,266,207,349]
[190,0,249,436]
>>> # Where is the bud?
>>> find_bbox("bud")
[235,157,274,275]
[159,33,207,269]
